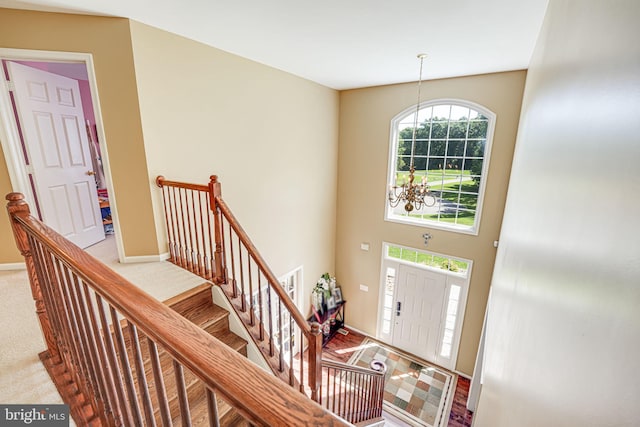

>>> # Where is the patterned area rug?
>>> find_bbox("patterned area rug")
[348,338,455,427]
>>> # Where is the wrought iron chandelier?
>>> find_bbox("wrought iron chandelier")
[388,54,436,213]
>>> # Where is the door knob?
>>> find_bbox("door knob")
[396,301,402,316]
[86,170,96,176]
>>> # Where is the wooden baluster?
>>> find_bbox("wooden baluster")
[74,279,115,424]
[209,175,225,285]
[206,387,221,427]
[96,295,134,426]
[198,191,209,279]
[308,323,323,402]
[147,338,171,427]
[277,298,283,371]
[257,274,265,341]
[65,269,106,419]
[42,247,78,385]
[331,366,338,413]
[83,284,122,423]
[173,361,192,427]
[110,307,144,427]
[179,188,191,272]
[248,259,255,326]
[169,186,181,266]
[6,193,58,358]
[127,322,156,427]
[299,328,305,393]
[186,189,197,274]
[239,242,246,311]
[206,193,215,280]
[266,279,274,356]
[288,315,294,386]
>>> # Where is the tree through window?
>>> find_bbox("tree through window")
[386,100,495,234]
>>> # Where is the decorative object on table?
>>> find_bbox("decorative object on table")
[322,322,331,335]
[333,286,343,304]
[327,296,336,310]
[313,272,336,314]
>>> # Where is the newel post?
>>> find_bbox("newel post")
[308,322,323,402]
[209,175,226,285]
[6,193,58,358]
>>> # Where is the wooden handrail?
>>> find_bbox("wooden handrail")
[321,359,386,377]
[216,198,312,335]
[6,192,349,427]
[156,175,209,192]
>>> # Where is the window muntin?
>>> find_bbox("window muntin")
[387,100,495,234]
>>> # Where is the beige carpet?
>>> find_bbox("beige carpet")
[0,235,203,421]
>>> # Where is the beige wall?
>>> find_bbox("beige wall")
[128,22,340,311]
[336,71,526,375]
[475,1,640,425]
[0,8,159,262]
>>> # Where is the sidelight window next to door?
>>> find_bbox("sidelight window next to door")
[378,243,470,370]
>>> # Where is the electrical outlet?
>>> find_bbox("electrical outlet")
[359,284,369,292]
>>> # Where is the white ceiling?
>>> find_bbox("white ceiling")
[0,0,550,90]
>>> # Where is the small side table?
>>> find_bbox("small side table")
[308,301,346,347]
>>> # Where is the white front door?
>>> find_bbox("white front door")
[392,263,446,363]
[7,62,104,248]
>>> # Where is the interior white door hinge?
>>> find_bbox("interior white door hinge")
[5,80,15,92]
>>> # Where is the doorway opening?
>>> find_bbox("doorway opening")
[377,242,471,371]
[0,49,122,261]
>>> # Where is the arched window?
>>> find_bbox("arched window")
[386,99,495,234]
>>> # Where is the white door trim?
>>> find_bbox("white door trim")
[0,48,125,262]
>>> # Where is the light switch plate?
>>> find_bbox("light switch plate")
[360,243,370,251]
[359,284,369,292]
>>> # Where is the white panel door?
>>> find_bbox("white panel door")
[8,62,104,248]
[392,264,446,363]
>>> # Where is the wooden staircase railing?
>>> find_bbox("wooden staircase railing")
[6,192,349,427]
[155,175,386,424]
[156,175,323,398]
[320,359,387,425]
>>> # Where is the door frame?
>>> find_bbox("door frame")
[376,242,472,370]
[0,48,124,263]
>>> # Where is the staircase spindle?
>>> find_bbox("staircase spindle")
[127,322,156,427]
[96,294,134,426]
[206,387,221,427]
[83,283,122,423]
[173,361,192,427]
[110,307,144,427]
[147,338,172,427]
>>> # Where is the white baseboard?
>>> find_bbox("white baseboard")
[454,369,472,380]
[0,262,26,271]
[120,252,170,263]
[343,324,371,337]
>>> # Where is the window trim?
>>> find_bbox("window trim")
[384,98,497,235]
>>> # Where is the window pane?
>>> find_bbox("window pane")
[468,120,488,138]
[430,140,446,156]
[448,120,468,139]
[447,141,465,157]
[414,140,429,155]
[450,105,470,120]
[430,122,448,139]
[465,140,486,157]
[432,104,451,118]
